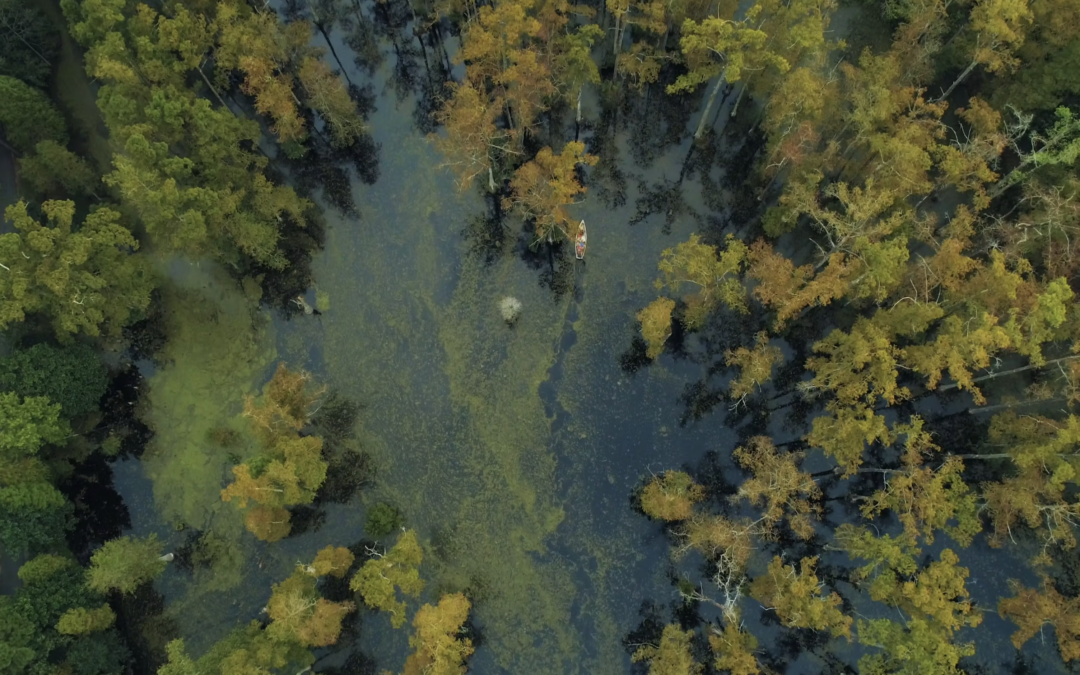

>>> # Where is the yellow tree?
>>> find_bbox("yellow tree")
[655,234,749,328]
[725,332,783,404]
[431,83,514,193]
[311,545,355,578]
[504,141,597,242]
[638,297,677,360]
[456,0,557,140]
[402,593,475,675]
[298,57,365,148]
[933,98,1006,210]
[999,578,1080,661]
[214,2,311,143]
[749,556,851,637]
[669,11,788,140]
[244,505,292,543]
[745,239,848,328]
[935,0,1033,101]
[631,624,702,675]
[222,363,328,540]
[350,529,425,628]
[640,470,705,521]
[980,412,1080,554]
[859,418,981,546]
[267,568,356,647]
[732,437,821,539]
[709,614,759,675]
[805,317,907,409]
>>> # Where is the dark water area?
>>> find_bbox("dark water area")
[91,2,1071,675]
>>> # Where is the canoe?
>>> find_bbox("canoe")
[575,220,587,260]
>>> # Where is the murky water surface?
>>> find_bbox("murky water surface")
[112,6,1053,675]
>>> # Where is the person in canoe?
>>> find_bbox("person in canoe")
[575,220,587,260]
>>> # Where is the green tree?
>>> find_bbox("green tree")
[0,0,60,88]
[61,0,312,269]
[0,201,155,339]
[0,392,67,457]
[5,553,125,675]
[56,605,116,636]
[298,56,365,148]
[19,141,99,199]
[857,617,974,675]
[0,482,69,555]
[553,24,603,124]
[0,596,36,675]
[87,534,168,595]
[366,502,404,537]
[0,343,108,419]
[0,75,66,153]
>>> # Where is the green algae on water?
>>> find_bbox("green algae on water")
[141,262,275,538]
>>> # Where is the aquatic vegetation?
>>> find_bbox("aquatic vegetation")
[141,267,274,535]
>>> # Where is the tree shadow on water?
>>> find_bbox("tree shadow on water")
[59,453,132,564]
[515,225,577,301]
[114,583,180,675]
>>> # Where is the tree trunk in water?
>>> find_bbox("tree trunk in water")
[488,165,496,192]
[730,81,748,118]
[935,58,978,102]
[693,68,728,140]
[612,18,623,79]
[936,355,1080,392]
[196,65,232,111]
[320,26,354,86]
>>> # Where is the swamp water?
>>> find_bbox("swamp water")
[103,5,1045,675]
[111,14,730,675]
